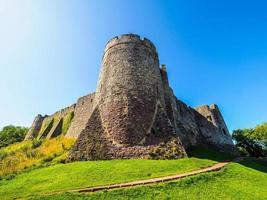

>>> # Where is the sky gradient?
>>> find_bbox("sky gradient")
[0,0,267,132]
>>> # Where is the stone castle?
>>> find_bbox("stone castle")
[25,34,235,160]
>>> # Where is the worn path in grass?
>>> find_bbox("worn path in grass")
[69,157,243,194]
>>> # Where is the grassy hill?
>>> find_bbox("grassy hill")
[0,136,75,178]
[29,158,267,200]
[0,138,266,200]
[0,158,215,199]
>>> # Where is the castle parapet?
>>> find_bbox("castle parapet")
[104,34,157,54]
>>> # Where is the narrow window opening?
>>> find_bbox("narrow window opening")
[207,115,212,122]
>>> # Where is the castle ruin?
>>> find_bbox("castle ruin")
[25,34,235,160]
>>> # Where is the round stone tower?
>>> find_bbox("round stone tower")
[94,34,166,145]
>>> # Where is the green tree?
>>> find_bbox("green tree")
[0,125,28,148]
[254,122,267,142]
[233,122,267,157]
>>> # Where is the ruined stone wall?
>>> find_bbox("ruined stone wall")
[210,104,231,135]
[93,34,167,145]
[161,81,234,151]
[24,115,45,140]
[65,93,95,138]
[174,99,202,147]
[194,104,233,146]
[37,115,54,139]
[25,104,75,140]
[25,93,94,140]
[160,65,178,131]
[170,98,234,151]
[192,108,222,145]
[41,104,75,139]
[195,105,216,125]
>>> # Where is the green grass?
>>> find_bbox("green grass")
[0,158,215,200]
[30,158,267,200]
[1,146,265,200]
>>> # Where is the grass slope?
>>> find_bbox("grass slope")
[31,158,267,200]
[0,158,215,200]
[0,136,75,178]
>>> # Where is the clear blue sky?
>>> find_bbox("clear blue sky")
[0,0,267,133]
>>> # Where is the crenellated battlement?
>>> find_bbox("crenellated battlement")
[104,34,157,53]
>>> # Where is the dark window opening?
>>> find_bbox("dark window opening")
[222,128,227,135]
[207,115,212,121]
[151,128,156,135]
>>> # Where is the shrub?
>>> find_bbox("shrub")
[25,149,39,158]
[19,144,31,152]
[0,125,28,148]
[53,152,68,164]
[32,139,43,149]
[0,151,7,160]
[0,136,76,178]
[149,139,187,159]
[233,126,267,157]
[4,173,16,180]
[42,154,56,163]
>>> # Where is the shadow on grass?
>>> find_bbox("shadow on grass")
[187,147,235,162]
[239,157,267,174]
[187,146,267,174]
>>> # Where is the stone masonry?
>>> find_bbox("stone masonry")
[25,34,236,160]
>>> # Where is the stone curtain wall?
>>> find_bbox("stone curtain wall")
[194,104,233,145]
[25,105,75,140]
[173,98,235,151]
[65,93,95,138]
[24,115,45,140]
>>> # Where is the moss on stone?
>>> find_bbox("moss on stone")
[61,112,74,135]
[149,138,187,159]
[38,118,54,139]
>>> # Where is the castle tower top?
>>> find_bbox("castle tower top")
[104,34,157,54]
